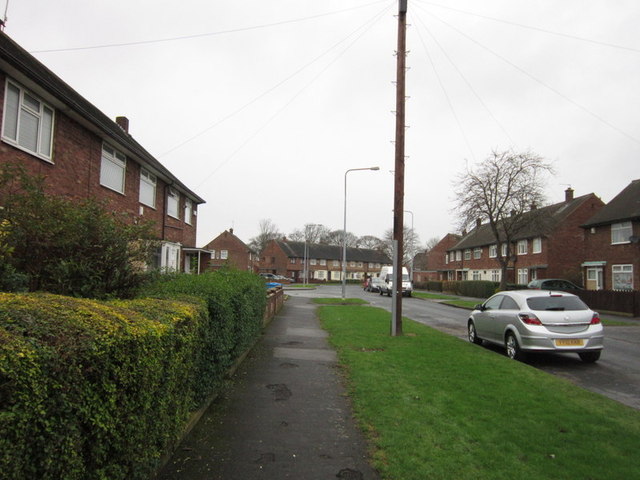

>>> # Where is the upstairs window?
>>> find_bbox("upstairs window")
[100,144,126,194]
[489,245,497,258]
[464,249,471,260]
[139,169,156,207]
[532,237,542,254]
[220,250,228,260]
[185,198,193,225]
[167,188,180,219]
[517,240,528,255]
[611,222,632,245]
[455,250,462,261]
[473,248,482,259]
[2,80,54,161]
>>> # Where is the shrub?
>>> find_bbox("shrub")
[0,292,208,480]
[443,280,499,298]
[0,164,157,299]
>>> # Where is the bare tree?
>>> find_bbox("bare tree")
[424,236,440,252]
[453,149,554,290]
[357,235,384,250]
[382,226,420,266]
[322,229,358,248]
[248,218,282,254]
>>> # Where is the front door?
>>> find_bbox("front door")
[586,267,603,290]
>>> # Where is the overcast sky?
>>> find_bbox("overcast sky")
[5,0,639,247]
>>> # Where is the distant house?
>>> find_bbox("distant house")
[258,239,391,282]
[202,228,257,272]
[0,31,205,272]
[412,233,461,283]
[446,188,604,285]
[581,179,640,291]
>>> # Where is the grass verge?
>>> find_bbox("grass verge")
[312,297,368,305]
[319,305,640,480]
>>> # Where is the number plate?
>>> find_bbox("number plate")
[555,338,585,347]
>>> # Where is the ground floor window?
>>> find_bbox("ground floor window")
[472,270,481,281]
[491,269,501,282]
[612,264,633,290]
[517,268,528,285]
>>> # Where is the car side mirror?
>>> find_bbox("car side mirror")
[474,304,484,311]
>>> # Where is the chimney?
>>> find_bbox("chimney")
[476,218,482,229]
[115,116,129,133]
[565,187,574,202]
[229,227,234,235]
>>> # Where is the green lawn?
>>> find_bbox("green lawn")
[312,297,368,305]
[319,305,640,480]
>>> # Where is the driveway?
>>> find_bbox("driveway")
[287,284,640,410]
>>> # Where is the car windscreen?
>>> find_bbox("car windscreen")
[402,274,410,281]
[526,296,588,311]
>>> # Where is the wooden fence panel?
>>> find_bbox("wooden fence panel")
[572,289,640,316]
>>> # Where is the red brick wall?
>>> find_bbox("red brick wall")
[203,230,254,271]
[0,73,197,248]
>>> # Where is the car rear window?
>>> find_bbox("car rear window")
[526,296,588,311]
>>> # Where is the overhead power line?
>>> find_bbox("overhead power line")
[29,0,391,54]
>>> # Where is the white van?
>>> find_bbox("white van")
[379,266,413,297]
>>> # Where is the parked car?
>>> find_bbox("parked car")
[259,273,277,280]
[467,290,603,363]
[527,278,583,291]
[378,266,413,297]
[366,277,385,293]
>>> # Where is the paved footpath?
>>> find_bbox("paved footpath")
[156,296,380,480]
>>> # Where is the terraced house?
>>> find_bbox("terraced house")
[259,239,391,282]
[446,188,604,285]
[0,32,205,272]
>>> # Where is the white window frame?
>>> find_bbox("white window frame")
[184,198,193,225]
[489,245,497,258]
[491,269,501,282]
[517,240,528,255]
[167,188,180,219]
[310,258,317,266]
[501,244,508,257]
[473,248,482,259]
[333,260,340,267]
[2,79,55,161]
[445,253,449,264]
[612,264,633,290]
[532,237,542,254]
[464,249,471,260]
[139,168,156,208]
[220,250,228,260]
[455,251,462,261]
[517,268,528,285]
[320,259,327,266]
[100,143,126,194]
[611,222,632,245]
[472,270,481,281]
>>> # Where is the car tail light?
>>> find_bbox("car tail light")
[519,313,542,325]
[590,312,601,325]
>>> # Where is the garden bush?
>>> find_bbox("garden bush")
[443,280,499,298]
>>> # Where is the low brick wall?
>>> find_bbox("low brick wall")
[264,285,285,324]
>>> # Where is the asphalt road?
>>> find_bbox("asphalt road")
[287,284,640,410]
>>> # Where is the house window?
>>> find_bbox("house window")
[315,270,327,280]
[489,245,497,258]
[2,80,54,161]
[357,262,363,268]
[611,222,632,245]
[349,261,356,267]
[185,199,193,225]
[290,258,296,264]
[333,260,340,267]
[369,262,374,268]
[491,270,501,282]
[139,169,156,207]
[517,240,528,255]
[464,249,471,260]
[455,251,462,261]
[376,263,381,268]
[473,248,482,259]
[445,253,449,264]
[501,244,508,257]
[167,188,180,219]
[612,265,633,290]
[472,271,481,280]
[220,250,228,260]
[100,144,126,194]
[211,250,216,259]
[517,268,528,285]
[310,259,317,265]
[320,259,327,266]
[532,237,542,254]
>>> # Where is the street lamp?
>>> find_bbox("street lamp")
[342,166,380,299]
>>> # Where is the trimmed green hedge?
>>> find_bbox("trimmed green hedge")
[443,280,499,298]
[0,270,266,479]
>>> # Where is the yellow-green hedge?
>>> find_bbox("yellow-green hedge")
[0,292,209,480]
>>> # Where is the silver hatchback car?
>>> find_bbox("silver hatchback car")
[468,290,604,363]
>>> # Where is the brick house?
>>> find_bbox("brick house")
[446,188,604,285]
[412,233,461,283]
[258,239,391,282]
[0,32,205,272]
[581,179,640,291]
[202,228,257,272]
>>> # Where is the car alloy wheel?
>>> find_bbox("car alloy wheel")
[468,321,482,345]
[505,332,524,361]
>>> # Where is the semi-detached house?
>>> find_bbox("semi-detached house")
[446,188,604,286]
[0,32,205,272]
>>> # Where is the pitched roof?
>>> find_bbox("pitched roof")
[582,179,640,227]
[0,31,204,204]
[275,240,391,264]
[451,193,597,250]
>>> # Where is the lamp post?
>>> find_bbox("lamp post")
[342,166,380,299]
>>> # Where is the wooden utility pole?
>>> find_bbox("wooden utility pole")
[392,0,407,336]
